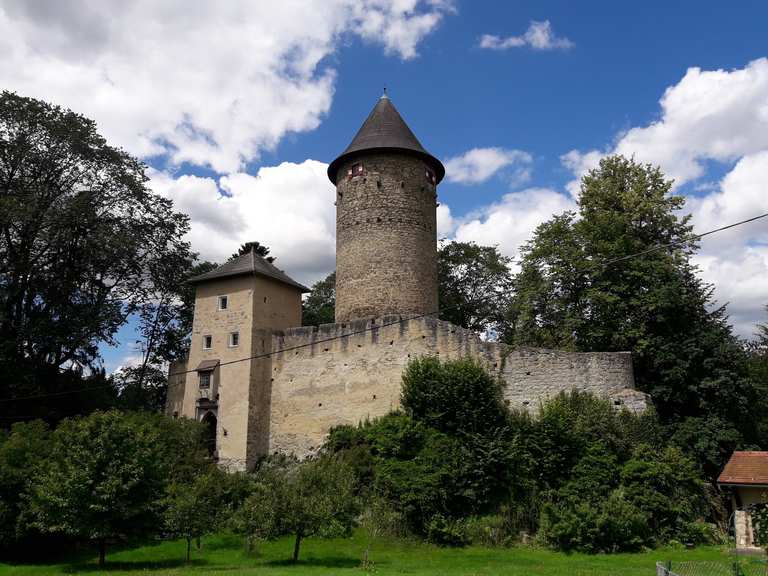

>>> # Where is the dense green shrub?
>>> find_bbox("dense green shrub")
[464,515,510,547]
[750,502,768,548]
[0,421,52,552]
[620,444,709,543]
[539,490,651,553]
[328,411,533,535]
[401,356,507,436]
[426,515,470,547]
[327,358,711,553]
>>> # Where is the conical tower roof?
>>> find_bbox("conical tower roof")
[327,93,445,184]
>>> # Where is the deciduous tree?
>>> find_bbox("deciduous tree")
[236,457,358,562]
[0,91,193,419]
[163,471,221,563]
[27,411,205,566]
[506,155,760,473]
[302,272,335,326]
[438,241,513,335]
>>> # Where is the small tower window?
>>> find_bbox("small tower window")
[203,335,213,350]
[218,295,228,310]
[199,371,212,389]
[347,162,364,179]
[228,331,240,348]
[425,167,436,185]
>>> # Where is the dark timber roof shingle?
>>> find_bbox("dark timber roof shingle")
[187,250,309,292]
[327,93,445,184]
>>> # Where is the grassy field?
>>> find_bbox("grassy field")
[0,532,741,576]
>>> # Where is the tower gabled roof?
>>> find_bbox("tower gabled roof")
[327,93,445,184]
[187,250,310,292]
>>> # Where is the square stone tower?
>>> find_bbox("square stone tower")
[166,249,308,470]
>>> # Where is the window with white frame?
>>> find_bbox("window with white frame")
[203,335,213,350]
[218,295,228,310]
[228,331,239,347]
[199,371,212,389]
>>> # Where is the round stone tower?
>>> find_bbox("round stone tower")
[328,93,445,322]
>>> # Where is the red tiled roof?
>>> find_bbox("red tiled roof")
[718,451,768,486]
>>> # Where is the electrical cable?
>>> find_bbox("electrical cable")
[2,211,766,404]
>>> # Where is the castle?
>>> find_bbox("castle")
[166,94,648,471]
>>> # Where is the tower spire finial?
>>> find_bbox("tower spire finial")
[381,86,388,99]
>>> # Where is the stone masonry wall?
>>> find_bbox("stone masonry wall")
[502,348,640,411]
[335,153,438,322]
[166,273,303,471]
[267,315,645,457]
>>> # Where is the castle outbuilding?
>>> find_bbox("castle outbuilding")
[167,95,648,471]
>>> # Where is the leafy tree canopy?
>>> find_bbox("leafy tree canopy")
[0,91,194,419]
[26,410,209,566]
[506,155,763,465]
[230,241,274,262]
[438,241,513,335]
[401,356,508,436]
[302,271,335,326]
[235,456,358,562]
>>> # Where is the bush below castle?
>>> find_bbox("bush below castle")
[0,357,720,562]
[325,357,717,552]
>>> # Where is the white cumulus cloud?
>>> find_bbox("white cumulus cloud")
[480,20,573,51]
[151,160,336,286]
[561,59,768,338]
[688,152,768,337]
[0,0,452,173]
[563,58,768,191]
[444,147,532,185]
[451,188,576,264]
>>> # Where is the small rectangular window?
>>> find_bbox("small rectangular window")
[347,162,363,179]
[218,295,228,310]
[425,168,436,185]
[199,372,211,389]
[203,335,213,350]
[228,332,239,347]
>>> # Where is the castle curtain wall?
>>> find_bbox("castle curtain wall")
[267,316,645,457]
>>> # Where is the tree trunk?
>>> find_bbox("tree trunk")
[98,538,106,567]
[292,532,302,563]
[186,537,191,563]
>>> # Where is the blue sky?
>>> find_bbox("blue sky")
[1,0,767,370]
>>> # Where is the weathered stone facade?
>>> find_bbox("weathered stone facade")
[267,315,645,457]
[167,273,304,470]
[335,153,438,322]
[167,94,650,470]
[169,311,647,468]
[730,486,768,550]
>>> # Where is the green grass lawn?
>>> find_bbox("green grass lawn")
[0,532,742,576]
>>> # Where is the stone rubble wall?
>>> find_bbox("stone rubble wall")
[267,315,646,457]
[334,153,439,322]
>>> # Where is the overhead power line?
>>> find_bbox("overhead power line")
[1,211,766,404]
[603,212,768,267]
